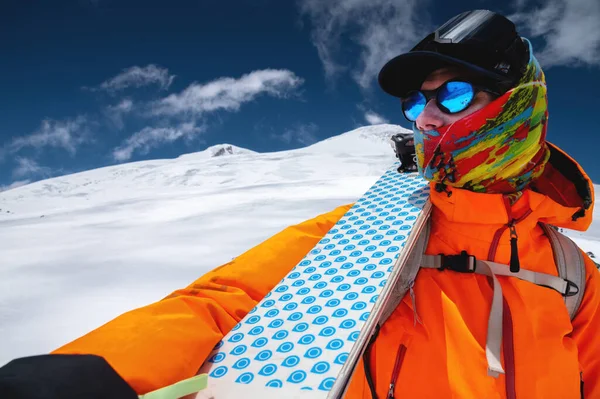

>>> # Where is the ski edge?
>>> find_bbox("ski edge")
[327,199,432,399]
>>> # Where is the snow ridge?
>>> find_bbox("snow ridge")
[0,123,597,365]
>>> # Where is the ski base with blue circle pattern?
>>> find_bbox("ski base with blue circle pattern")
[196,164,431,399]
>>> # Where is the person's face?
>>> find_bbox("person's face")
[415,68,496,131]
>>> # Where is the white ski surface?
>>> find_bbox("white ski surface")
[195,169,427,396]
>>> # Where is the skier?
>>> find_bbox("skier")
[1,10,598,399]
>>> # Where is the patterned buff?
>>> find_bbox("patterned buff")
[412,39,551,194]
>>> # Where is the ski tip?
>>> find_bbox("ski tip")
[138,373,208,399]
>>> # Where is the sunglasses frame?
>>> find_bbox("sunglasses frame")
[401,79,500,122]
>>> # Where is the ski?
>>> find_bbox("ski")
[196,161,430,398]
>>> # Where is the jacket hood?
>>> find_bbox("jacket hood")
[533,142,594,230]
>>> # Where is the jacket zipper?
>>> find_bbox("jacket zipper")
[503,299,517,399]
[487,196,532,268]
[387,344,407,399]
[488,224,509,261]
[489,196,531,399]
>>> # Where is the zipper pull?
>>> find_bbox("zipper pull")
[387,345,407,399]
[408,280,422,326]
[508,221,520,273]
[388,383,395,399]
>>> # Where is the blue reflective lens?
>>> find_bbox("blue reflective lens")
[439,81,475,113]
[401,81,477,122]
[402,92,426,122]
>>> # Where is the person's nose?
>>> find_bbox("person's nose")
[415,100,445,131]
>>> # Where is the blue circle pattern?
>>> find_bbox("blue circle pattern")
[200,168,428,392]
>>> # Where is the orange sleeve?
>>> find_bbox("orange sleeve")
[571,252,600,397]
[53,204,352,394]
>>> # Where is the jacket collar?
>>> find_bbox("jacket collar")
[429,143,594,231]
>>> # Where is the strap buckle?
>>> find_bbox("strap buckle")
[564,280,580,297]
[439,251,477,273]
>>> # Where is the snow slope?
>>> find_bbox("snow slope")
[0,124,597,364]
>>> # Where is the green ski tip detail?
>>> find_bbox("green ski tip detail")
[138,374,208,399]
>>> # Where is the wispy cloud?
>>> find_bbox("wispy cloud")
[110,98,134,113]
[112,122,206,162]
[297,0,431,89]
[91,64,175,93]
[9,116,90,155]
[152,69,304,117]
[105,98,134,129]
[111,69,304,162]
[0,180,31,192]
[364,110,389,125]
[12,157,52,179]
[271,123,318,146]
[510,0,600,67]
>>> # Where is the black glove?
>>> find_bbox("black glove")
[0,354,138,399]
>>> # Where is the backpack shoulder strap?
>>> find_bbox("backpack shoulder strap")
[540,223,587,320]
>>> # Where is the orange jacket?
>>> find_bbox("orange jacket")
[54,144,599,398]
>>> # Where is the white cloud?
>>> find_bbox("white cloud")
[271,123,318,145]
[106,98,134,129]
[94,64,175,93]
[297,0,431,89]
[0,180,30,192]
[12,157,52,179]
[112,70,303,162]
[510,0,600,67]
[112,122,206,162]
[152,69,304,117]
[9,116,89,155]
[364,110,389,125]
[111,98,134,113]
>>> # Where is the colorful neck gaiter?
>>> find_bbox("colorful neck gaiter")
[412,39,551,194]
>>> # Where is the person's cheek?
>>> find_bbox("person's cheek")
[458,96,488,119]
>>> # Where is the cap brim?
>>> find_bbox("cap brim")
[378,51,510,98]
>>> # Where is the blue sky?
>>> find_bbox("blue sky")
[1,0,599,190]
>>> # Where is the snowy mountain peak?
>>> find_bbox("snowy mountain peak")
[303,124,412,155]
[352,123,412,141]
[212,145,239,157]
[177,144,258,161]
[0,125,408,214]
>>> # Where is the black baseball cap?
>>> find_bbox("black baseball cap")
[378,10,529,98]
